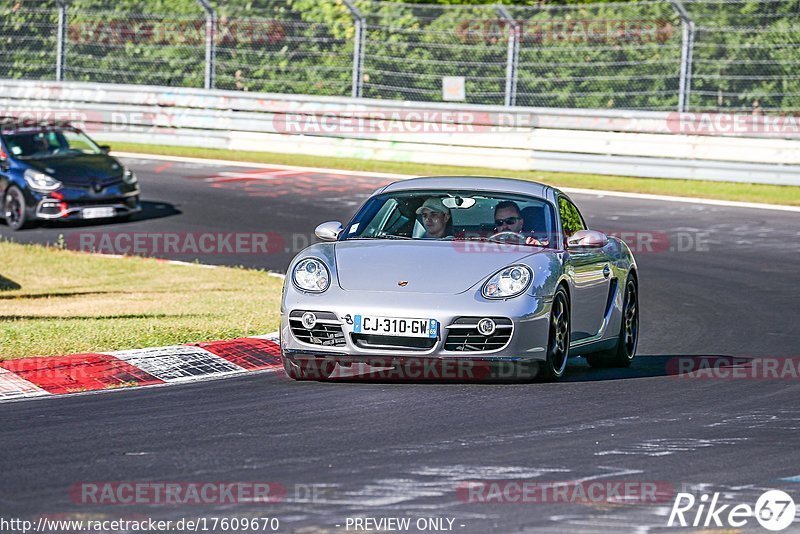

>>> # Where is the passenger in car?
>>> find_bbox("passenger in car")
[416,197,453,238]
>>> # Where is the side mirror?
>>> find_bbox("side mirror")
[567,229,608,248]
[315,221,343,242]
[99,145,111,154]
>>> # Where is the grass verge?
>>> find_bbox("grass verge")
[110,141,800,207]
[0,240,282,359]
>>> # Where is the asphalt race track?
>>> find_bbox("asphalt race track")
[2,156,800,532]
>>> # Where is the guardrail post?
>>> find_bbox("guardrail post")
[496,5,519,107]
[55,0,68,81]
[342,0,365,98]
[196,0,217,90]
[669,0,695,112]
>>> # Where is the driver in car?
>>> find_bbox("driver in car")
[494,200,546,246]
[33,135,51,155]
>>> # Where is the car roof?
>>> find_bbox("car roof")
[380,175,558,201]
[0,116,73,133]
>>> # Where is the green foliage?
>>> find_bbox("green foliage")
[64,0,205,87]
[0,1,59,80]
[1,0,798,111]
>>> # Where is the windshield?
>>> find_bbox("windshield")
[2,128,102,159]
[343,190,557,248]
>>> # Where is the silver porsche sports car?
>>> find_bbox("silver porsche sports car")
[280,176,639,381]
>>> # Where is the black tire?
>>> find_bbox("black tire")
[3,186,30,231]
[587,275,639,368]
[538,286,571,381]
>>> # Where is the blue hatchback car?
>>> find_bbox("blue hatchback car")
[0,117,140,230]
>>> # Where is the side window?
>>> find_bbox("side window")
[361,199,399,236]
[558,197,586,238]
[45,132,62,150]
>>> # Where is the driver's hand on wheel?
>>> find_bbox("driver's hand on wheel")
[525,236,546,246]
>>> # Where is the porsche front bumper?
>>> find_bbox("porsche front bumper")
[280,289,554,375]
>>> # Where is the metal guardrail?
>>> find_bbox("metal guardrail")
[1,79,799,186]
[3,0,800,113]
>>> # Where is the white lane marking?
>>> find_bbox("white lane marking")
[0,367,51,400]
[106,345,245,383]
[113,152,410,180]
[115,151,800,213]
[207,169,311,182]
[561,186,800,213]
[86,252,219,269]
[212,172,279,180]
[594,437,748,457]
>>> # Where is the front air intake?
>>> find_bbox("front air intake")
[444,317,513,352]
[289,310,346,347]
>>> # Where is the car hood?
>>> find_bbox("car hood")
[26,154,123,186]
[334,240,538,294]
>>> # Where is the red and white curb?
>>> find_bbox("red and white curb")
[0,333,281,403]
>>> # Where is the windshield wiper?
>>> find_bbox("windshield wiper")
[453,236,490,241]
[348,234,413,240]
[453,235,539,246]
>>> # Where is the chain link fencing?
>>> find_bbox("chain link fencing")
[686,0,800,112]
[0,1,60,81]
[0,0,798,112]
[65,0,206,87]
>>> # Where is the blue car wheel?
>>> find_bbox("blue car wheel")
[3,185,29,231]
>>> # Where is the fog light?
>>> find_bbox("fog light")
[477,318,496,336]
[301,312,317,330]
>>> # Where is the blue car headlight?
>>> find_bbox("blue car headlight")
[292,258,330,293]
[482,264,532,299]
[24,169,62,192]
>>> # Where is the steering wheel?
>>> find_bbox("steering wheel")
[488,231,528,243]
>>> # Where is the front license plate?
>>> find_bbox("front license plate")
[353,315,438,338]
[82,207,116,219]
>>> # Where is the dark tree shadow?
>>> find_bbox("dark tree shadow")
[131,201,182,222]
[562,354,756,383]
[0,274,21,291]
[40,201,181,229]
[286,354,747,385]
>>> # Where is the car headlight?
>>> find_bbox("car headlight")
[292,257,330,293]
[482,264,532,299]
[23,169,62,192]
[122,167,138,185]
